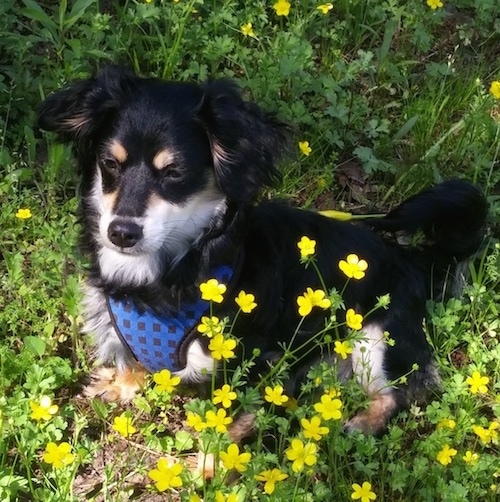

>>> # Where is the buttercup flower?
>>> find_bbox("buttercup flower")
[273,0,291,17]
[317,3,333,14]
[186,411,206,432]
[255,468,288,495]
[436,444,458,465]
[148,458,183,492]
[426,0,443,9]
[298,141,312,156]
[285,438,317,472]
[339,254,368,279]
[490,81,500,99]
[437,418,456,430]
[208,334,237,360]
[220,443,252,472]
[463,451,479,464]
[29,396,58,421]
[153,369,181,393]
[235,290,257,313]
[112,413,136,438]
[213,384,237,408]
[241,22,256,38]
[301,415,329,441]
[16,208,32,219]
[199,278,227,303]
[351,481,377,502]
[215,492,238,502]
[42,442,75,469]
[346,308,363,330]
[297,236,316,258]
[197,316,224,338]
[264,385,289,406]
[204,408,233,433]
[314,393,342,420]
[472,422,499,445]
[466,370,489,394]
[334,340,353,360]
[297,288,331,316]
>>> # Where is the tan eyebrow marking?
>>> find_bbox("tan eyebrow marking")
[108,140,128,163]
[152,149,175,170]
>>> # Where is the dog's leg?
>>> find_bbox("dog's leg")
[83,365,147,402]
[346,322,398,434]
[345,391,398,435]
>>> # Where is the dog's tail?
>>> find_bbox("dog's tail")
[371,179,488,265]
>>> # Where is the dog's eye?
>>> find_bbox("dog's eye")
[101,158,120,174]
[163,163,182,179]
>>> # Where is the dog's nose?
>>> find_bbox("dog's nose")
[107,220,143,248]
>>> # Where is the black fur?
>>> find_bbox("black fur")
[38,65,488,434]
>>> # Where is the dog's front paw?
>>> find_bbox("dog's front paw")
[83,366,146,402]
[344,392,398,435]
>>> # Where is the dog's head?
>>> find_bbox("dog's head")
[38,65,289,285]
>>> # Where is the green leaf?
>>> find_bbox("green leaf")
[23,336,46,357]
[174,430,194,452]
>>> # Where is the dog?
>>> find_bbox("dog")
[38,65,487,436]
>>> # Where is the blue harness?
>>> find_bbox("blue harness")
[107,265,233,373]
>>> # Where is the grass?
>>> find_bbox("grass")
[1,0,499,500]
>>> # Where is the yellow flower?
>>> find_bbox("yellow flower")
[199,278,227,303]
[466,370,489,394]
[153,369,181,393]
[351,481,377,502]
[220,443,252,472]
[490,81,500,99]
[297,288,331,316]
[148,458,183,492]
[314,393,342,420]
[235,290,257,313]
[213,384,237,408]
[346,308,363,330]
[436,444,458,465]
[215,492,239,502]
[204,408,233,433]
[426,0,443,9]
[29,396,58,421]
[437,418,456,430]
[16,208,32,219]
[264,385,289,406]
[197,315,223,338]
[334,340,353,360]
[463,451,479,464]
[297,236,316,258]
[208,333,237,360]
[300,415,329,441]
[42,442,75,469]
[339,254,368,279]
[112,413,136,438]
[186,411,206,432]
[273,0,291,16]
[472,422,499,445]
[317,3,333,14]
[298,140,312,156]
[255,468,288,495]
[285,438,317,473]
[241,22,256,38]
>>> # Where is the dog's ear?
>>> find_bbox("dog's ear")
[197,80,290,203]
[37,65,137,143]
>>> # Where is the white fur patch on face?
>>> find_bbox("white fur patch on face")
[87,168,225,286]
[351,323,390,396]
[175,339,215,383]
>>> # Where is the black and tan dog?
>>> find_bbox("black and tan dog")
[38,65,487,435]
